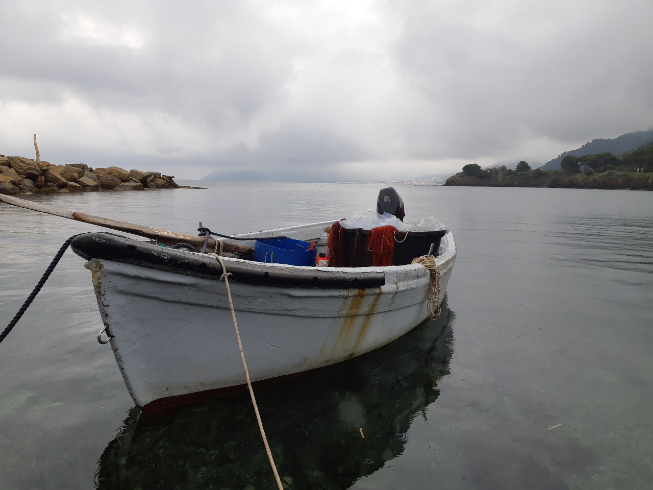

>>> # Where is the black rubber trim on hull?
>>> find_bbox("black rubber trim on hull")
[71,233,386,289]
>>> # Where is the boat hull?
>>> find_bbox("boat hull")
[82,231,456,412]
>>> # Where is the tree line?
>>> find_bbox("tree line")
[560,141,653,174]
[460,141,653,178]
[461,160,538,178]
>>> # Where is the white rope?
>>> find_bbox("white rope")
[411,255,442,320]
[215,255,284,490]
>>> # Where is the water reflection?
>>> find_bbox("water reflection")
[96,303,455,489]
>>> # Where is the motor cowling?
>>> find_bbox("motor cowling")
[376,187,405,221]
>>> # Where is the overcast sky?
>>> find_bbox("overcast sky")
[1,0,652,180]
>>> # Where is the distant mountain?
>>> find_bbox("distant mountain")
[200,169,368,183]
[413,172,457,182]
[540,129,653,171]
[201,170,269,182]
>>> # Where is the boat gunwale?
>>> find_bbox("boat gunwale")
[71,225,455,289]
[71,233,385,288]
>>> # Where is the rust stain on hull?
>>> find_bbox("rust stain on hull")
[317,286,386,360]
[85,259,105,303]
[329,287,384,357]
[85,259,112,334]
[352,289,382,353]
[334,289,366,349]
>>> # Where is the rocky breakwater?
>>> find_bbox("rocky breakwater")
[0,155,179,195]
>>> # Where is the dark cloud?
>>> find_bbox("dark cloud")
[387,0,653,160]
[1,1,294,124]
[1,0,652,179]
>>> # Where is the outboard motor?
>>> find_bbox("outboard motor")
[377,187,405,221]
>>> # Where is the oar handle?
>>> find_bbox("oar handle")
[0,194,251,254]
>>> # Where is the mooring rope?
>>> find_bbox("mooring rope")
[412,255,442,320]
[0,233,84,345]
[0,232,132,345]
[215,255,284,490]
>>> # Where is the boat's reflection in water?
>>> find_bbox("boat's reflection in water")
[96,301,455,489]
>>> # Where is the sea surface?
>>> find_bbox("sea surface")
[0,183,652,489]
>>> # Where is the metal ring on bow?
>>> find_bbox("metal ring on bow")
[97,326,114,344]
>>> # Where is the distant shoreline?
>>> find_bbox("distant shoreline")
[445,171,652,190]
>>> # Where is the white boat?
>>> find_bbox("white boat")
[71,219,456,413]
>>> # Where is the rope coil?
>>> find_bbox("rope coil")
[412,255,442,320]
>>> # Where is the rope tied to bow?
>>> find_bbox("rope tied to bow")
[1,232,134,345]
[0,234,86,344]
[412,255,442,320]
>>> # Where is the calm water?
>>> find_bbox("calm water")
[0,184,651,489]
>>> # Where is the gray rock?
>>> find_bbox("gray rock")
[115,180,144,190]
[130,169,151,183]
[146,177,169,188]
[84,172,100,184]
[37,183,60,193]
[8,156,40,177]
[77,176,100,188]
[98,176,122,189]
[21,179,37,190]
[162,175,179,188]
[0,182,17,194]
[96,166,131,182]
[64,165,85,179]
[0,166,22,184]
[44,168,68,187]
[55,165,80,182]
[24,170,40,181]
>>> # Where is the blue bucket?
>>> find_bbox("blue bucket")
[254,238,316,266]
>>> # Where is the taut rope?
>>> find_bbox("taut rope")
[0,234,84,344]
[412,255,442,320]
[215,255,284,490]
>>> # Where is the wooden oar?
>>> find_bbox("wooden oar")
[0,194,252,254]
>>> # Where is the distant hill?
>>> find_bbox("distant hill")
[201,170,269,182]
[200,169,368,183]
[412,172,456,183]
[540,129,653,170]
